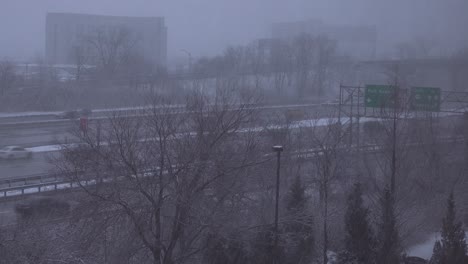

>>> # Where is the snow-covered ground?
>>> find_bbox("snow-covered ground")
[27,144,65,153]
[408,233,442,260]
[407,232,468,260]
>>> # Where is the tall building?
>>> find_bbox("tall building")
[45,13,167,67]
[272,19,377,60]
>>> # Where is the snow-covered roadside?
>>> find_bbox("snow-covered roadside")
[26,144,65,153]
[407,232,468,260]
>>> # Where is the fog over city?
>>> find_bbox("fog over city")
[1,0,468,60]
[0,1,467,264]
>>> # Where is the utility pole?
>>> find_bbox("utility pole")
[390,75,400,195]
[391,104,397,194]
[272,145,283,263]
[390,64,400,196]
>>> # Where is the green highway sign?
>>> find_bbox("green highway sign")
[410,87,441,111]
[365,85,396,108]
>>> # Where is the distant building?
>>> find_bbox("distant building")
[45,13,167,67]
[272,19,377,60]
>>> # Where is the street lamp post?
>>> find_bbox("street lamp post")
[272,145,283,262]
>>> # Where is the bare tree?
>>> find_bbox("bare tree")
[314,35,336,96]
[0,60,16,96]
[297,114,348,264]
[269,40,293,96]
[71,45,89,81]
[395,36,438,59]
[244,43,267,90]
[291,34,336,98]
[54,87,262,264]
[360,66,462,247]
[293,34,315,99]
[85,26,140,77]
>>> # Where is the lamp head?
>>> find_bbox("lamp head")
[272,145,284,152]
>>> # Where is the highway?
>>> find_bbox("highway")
[0,102,465,186]
[0,152,57,179]
[0,114,348,183]
[0,104,157,124]
[0,117,464,227]
[0,103,339,148]
[0,123,73,148]
[1,103,318,179]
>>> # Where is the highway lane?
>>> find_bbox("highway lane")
[0,115,342,180]
[0,103,335,148]
[0,105,151,124]
[0,102,325,124]
[0,110,461,148]
[0,123,75,148]
[0,110,119,124]
[0,114,57,124]
[0,152,58,179]
[0,111,464,181]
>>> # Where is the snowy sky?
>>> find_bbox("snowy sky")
[1,0,467,61]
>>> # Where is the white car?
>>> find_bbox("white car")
[0,146,32,159]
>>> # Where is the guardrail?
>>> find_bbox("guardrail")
[0,175,97,198]
[1,135,464,199]
[0,173,58,187]
[0,181,69,196]
[0,167,162,198]
[0,173,65,197]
